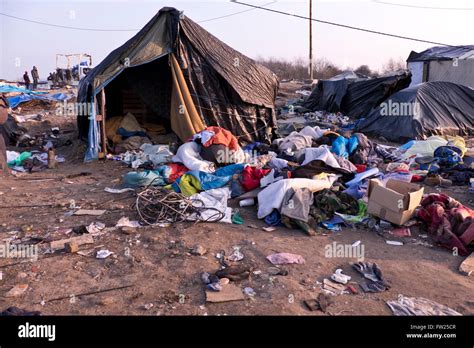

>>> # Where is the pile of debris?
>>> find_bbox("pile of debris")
[101,125,473,261]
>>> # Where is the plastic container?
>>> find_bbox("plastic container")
[239,198,255,207]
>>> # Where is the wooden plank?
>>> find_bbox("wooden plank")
[206,284,245,303]
[50,235,94,251]
[74,209,106,216]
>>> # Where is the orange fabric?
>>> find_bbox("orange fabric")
[203,126,239,150]
[170,54,206,141]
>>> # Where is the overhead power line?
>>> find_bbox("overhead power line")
[198,0,276,23]
[372,0,474,11]
[232,0,455,46]
[0,12,138,31]
[0,1,277,32]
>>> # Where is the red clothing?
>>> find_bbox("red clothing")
[240,166,271,192]
[167,163,188,183]
[203,126,240,151]
[417,194,474,256]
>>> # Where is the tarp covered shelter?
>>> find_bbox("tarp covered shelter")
[407,45,474,88]
[77,7,278,158]
[303,70,411,118]
[354,81,474,142]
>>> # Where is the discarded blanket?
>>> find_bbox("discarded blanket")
[301,145,340,167]
[172,141,215,173]
[386,295,461,316]
[274,131,314,153]
[257,175,339,219]
[123,163,188,187]
[266,252,305,265]
[417,193,474,256]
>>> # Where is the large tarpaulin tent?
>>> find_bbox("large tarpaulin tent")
[77,7,278,159]
[303,70,411,118]
[354,81,474,142]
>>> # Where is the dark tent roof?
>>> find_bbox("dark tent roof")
[77,7,278,143]
[303,70,411,118]
[354,81,474,142]
[302,71,366,112]
[407,45,474,62]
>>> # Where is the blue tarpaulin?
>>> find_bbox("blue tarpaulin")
[7,93,72,108]
[0,85,46,94]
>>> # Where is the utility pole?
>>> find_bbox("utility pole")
[309,0,313,80]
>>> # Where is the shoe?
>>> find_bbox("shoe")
[425,174,452,187]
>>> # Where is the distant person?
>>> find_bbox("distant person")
[23,71,30,90]
[56,68,64,84]
[31,66,39,89]
[0,94,9,176]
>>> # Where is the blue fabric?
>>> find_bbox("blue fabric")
[124,165,183,187]
[7,92,72,108]
[230,177,245,198]
[345,167,380,187]
[84,97,99,162]
[264,210,281,226]
[434,146,463,168]
[187,171,232,191]
[332,136,349,158]
[214,163,245,177]
[172,171,233,193]
[242,142,262,152]
[399,140,415,151]
[322,215,347,230]
[0,85,45,94]
[347,135,359,155]
[124,170,166,187]
[343,183,367,200]
[117,127,147,139]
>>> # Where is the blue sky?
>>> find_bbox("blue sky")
[1,0,473,80]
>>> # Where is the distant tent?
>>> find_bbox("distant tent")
[303,70,411,118]
[77,7,278,158]
[303,71,364,113]
[354,81,474,142]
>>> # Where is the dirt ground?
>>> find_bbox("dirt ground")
[1,93,473,316]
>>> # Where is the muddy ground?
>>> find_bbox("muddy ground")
[0,89,473,316]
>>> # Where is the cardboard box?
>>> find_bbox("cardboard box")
[367,179,424,226]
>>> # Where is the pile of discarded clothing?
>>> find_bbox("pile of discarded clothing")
[116,124,474,255]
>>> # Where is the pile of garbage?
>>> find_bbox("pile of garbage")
[3,124,72,173]
[114,126,473,256]
[277,96,353,137]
